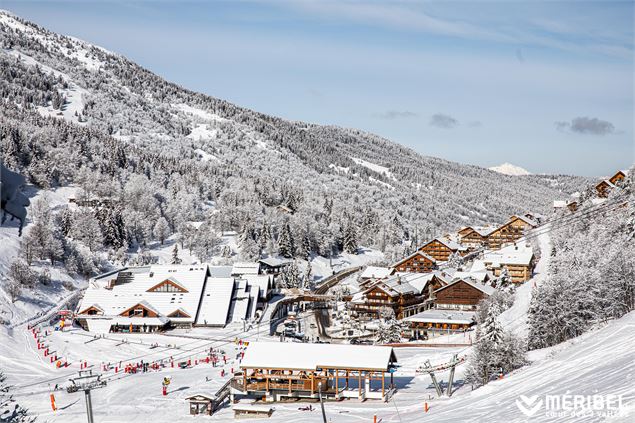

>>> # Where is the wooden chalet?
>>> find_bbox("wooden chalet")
[482,243,535,283]
[609,170,628,186]
[458,226,492,250]
[596,180,615,198]
[233,404,273,419]
[418,238,467,262]
[186,394,215,416]
[350,276,425,319]
[392,251,436,273]
[486,215,538,250]
[258,257,292,276]
[404,309,476,339]
[433,278,495,311]
[231,342,398,402]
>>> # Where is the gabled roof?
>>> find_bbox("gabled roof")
[241,342,397,371]
[146,276,188,293]
[359,266,393,280]
[258,257,292,268]
[79,303,104,314]
[77,265,210,324]
[596,179,615,189]
[434,278,495,296]
[119,300,161,317]
[167,307,191,318]
[420,237,467,252]
[510,214,538,227]
[392,250,437,268]
[483,243,534,266]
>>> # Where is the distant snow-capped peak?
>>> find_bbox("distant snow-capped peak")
[489,163,531,176]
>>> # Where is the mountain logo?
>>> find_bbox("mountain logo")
[516,395,543,417]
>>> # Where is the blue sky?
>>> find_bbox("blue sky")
[3,0,633,176]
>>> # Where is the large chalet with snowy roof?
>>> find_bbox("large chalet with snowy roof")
[480,242,535,283]
[457,226,492,249]
[75,264,273,333]
[417,238,467,262]
[350,275,425,319]
[486,214,538,250]
[433,278,495,311]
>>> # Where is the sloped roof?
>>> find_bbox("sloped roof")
[241,342,397,371]
[405,309,476,325]
[231,262,260,276]
[483,243,534,266]
[196,277,235,326]
[392,250,437,268]
[77,265,210,324]
[258,257,292,267]
[511,214,538,227]
[241,274,271,299]
[359,266,393,280]
[434,278,495,296]
[423,237,467,251]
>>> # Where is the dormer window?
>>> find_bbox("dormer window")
[147,278,188,293]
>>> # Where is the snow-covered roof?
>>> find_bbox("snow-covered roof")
[359,266,393,280]
[452,270,489,283]
[240,342,397,371]
[196,277,235,326]
[78,265,210,324]
[392,250,437,268]
[208,266,233,278]
[511,214,538,227]
[434,237,468,251]
[483,243,534,267]
[553,200,567,208]
[241,274,271,299]
[365,275,419,297]
[591,198,607,205]
[435,278,495,296]
[404,310,476,325]
[231,262,260,276]
[258,257,292,268]
[394,272,435,293]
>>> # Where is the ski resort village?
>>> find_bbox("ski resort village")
[1,6,634,423]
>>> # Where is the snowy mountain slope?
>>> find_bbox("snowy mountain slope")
[411,311,635,423]
[0,9,587,240]
[489,163,532,176]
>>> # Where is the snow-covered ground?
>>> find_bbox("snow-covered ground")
[499,230,551,337]
[2,199,633,422]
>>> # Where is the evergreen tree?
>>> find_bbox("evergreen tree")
[171,244,182,264]
[343,221,358,254]
[154,217,170,245]
[277,222,295,258]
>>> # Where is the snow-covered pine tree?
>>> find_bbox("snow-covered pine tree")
[171,244,182,264]
[280,260,301,289]
[466,298,526,387]
[303,261,313,291]
[374,318,406,344]
[343,221,358,254]
[154,217,170,245]
[277,222,295,258]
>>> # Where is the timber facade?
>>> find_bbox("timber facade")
[392,251,436,273]
[486,215,537,250]
[434,279,493,311]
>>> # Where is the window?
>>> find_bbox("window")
[147,279,188,293]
